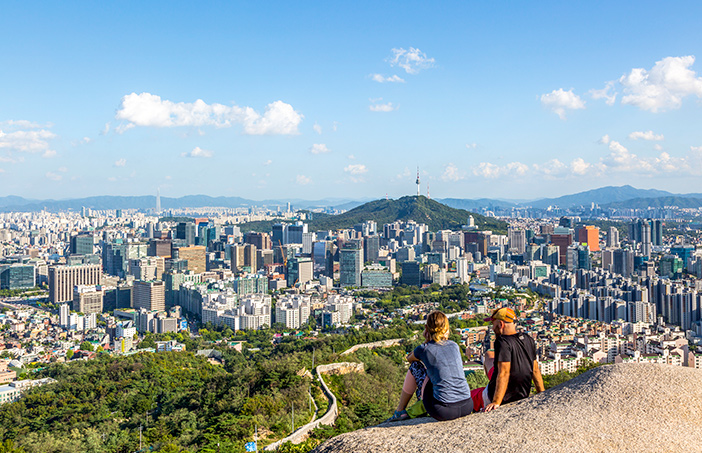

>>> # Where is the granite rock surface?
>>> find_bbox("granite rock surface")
[312,364,702,453]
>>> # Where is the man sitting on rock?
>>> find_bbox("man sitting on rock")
[474,307,544,412]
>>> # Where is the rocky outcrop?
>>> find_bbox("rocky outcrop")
[313,364,702,453]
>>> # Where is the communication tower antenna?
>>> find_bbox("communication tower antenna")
[416,167,420,197]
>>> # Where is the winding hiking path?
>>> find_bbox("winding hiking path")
[264,337,408,451]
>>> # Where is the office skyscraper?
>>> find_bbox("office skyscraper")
[70,234,95,255]
[176,222,196,246]
[132,280,165,312]
[340,242,363,287]
[49,264,102,304]
[73,285,104,314]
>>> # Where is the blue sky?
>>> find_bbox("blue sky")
[2,1,702,201]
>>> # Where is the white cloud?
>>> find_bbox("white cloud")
[628,130,664,141]
[540,88,586,119]
[1,120,45,129]
[347,154,356,160]
[344,164,368,175]
[599,134,611,145]
[101,123,110,135]
[395,167,411,180]
[313,123,322,134]
[332,122,339,132]
[601,140,654,173]
[570,158,591,175]
[0,127,56,154]
[370,73,405,83]
[466,143,477,149]
[263,159,273,165]
[387,47,435,74]
[57,166,68,173]
[296,175,311,185]
[441,163,465,181]
[309,143,330,154]
[369,102,396,112]
[108,176,117,182]
[589,81,617,105]
[181,146,213,158]
[619,56,702,112]
[654,144,663,151]
[45,171,62,181]
[114,158,127,167]
[473,161,528,178]
[533,159,568,177]
[115,92,303,135]
[42,149,57,158]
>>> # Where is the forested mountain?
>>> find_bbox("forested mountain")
[306,196,507,233]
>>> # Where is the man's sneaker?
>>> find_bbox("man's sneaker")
[384,410,409,423]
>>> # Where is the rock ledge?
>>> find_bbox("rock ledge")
[313,364,702,453]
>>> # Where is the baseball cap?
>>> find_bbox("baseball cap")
[484,307,517,323]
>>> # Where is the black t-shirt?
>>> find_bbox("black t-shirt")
[487,332,537,404]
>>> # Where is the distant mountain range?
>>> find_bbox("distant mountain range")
[0,195,369,212]
[1,185,702,212]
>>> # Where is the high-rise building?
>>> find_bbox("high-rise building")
[0,264,35,290]
[340,242,363,287]
[287,221,308,245]
[456,257,469,284]
[129,257,165,281]
[59,303,70,327]
[176,222,196,246]
[550,233,573,266]
[175,246,206,274]
[73,285,104,314]
[275,295,311,329]
[148,238,172,258]
[543,245,560,267]
[272,223,287,246]
[102,241,147,278]
[313,241,334,277]
[231,244,257,273]
[287,257,313,286]
[401,261,421,286]
[651,220,663,246]
[245,232,272,250]
[132,280,166,312]
[508,227,526,254]
[577,226,600,252]
[641,222,652,257]
[49,264,102,304]
[364,235,380,263]
[612,249,635,277]
[301,232,316,255]
[69,234,95,255]
[606,227,620,248]
[361,264,393,288]
[155,188,161,214]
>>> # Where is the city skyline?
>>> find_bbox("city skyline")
[2,2,702,200]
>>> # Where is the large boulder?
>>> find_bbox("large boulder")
[313,364,702,452]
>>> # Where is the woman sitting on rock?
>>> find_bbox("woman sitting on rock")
[386,310,473,422]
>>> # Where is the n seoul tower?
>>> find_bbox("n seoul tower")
[416,167,420,197]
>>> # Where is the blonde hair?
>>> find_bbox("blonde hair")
[424,311,450,343]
